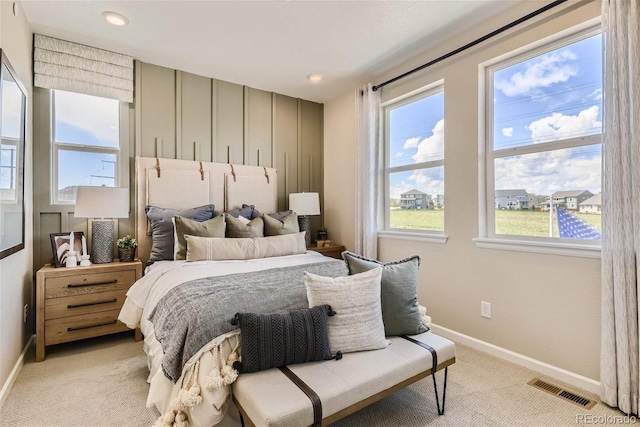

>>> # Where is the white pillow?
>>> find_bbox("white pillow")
[304,267,389,354]
[185,232,306,261]
[237,215,251,225]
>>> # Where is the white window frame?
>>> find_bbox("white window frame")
[379,81,447,244]
[475,23,602,258]
[50,90,122,205]
[0,137,19,201]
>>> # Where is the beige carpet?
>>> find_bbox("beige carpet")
[0,331,629,427]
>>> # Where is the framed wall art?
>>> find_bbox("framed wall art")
[50,232,84,268]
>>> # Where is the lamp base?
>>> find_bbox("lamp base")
[298,216,311,248]
[92,220,114,264]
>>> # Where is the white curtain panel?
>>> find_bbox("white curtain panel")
[600,0,640,415]
[355,84,382,259]
[33,34,134,103]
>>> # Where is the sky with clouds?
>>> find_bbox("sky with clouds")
[388,91,444,200]
[387,33,602,202]
[54,91,119,191]
[492,33,602,196]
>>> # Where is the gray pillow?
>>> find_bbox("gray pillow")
[226,204,261,220]
[266,210,293,221]
[232,305,335,373]
[305,267,388,353]
[263,212,299,236]
[173,215,226,260]
[225,214,264,238]
[342,251,427,336]
[145,204,215,264]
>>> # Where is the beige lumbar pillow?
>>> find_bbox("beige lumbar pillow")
[185,232,306,261]
[304,267,389,353]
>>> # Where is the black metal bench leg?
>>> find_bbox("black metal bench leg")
[431,367,448,415]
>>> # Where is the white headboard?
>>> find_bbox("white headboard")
[135,156,278,265]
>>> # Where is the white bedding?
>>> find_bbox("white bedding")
[118,251,335,427]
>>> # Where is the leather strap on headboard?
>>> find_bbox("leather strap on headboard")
[135,156,277,266]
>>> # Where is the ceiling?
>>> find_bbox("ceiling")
[21,0,518,103]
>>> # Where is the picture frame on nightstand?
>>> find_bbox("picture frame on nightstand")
[50,232,83,268]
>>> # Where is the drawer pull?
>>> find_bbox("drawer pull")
[67,320,117,332]
[67,279,117,288]
[67,299,117,309]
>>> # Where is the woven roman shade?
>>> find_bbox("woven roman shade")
[33,34,133,102]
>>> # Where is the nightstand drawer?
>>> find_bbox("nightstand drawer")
[36,260,143,361]
[45,289,128,320]
[45,270,136,299]
[44,309,129,346]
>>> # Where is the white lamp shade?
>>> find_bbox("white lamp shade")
[74,186,129,219]
[289,192,320,216]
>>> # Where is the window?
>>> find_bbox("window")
[1,78,22,201]
[484,28,602,245]
[52,90,121,203]
[384,85,444,233]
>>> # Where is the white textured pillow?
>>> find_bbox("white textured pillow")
[185,232,306,261]
[304,267,389,353]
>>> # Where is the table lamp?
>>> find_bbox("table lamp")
[289,192,320,248]
[74,186,129,264]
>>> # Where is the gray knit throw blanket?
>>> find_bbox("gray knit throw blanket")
[149,260,348,382]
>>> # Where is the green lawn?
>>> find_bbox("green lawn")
[389,209,444,231]
[389,208,601,236]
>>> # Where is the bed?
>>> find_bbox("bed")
[119,156,440,427]
[118,156,350,426]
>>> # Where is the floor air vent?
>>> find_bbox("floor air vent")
[528,378,597,409]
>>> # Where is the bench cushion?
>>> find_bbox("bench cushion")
[232,331,455,427]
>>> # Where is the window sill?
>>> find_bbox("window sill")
[378,231,448,244]
[472,237,601,258]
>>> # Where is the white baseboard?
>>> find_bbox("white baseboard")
[431,324,601,395]
[0,335,34,409]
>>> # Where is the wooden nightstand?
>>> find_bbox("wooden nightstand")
[307,245,346,260]
[36,260,142,362]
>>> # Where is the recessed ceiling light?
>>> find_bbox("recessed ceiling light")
[102,11,129,27]
[307,73,324,83]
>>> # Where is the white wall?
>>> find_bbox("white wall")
[324,1,603,382]
[0,0,34,404]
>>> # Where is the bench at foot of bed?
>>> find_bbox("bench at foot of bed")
[231,331,455,427]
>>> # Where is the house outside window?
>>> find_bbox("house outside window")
[52,90,121,204]
[483,26,602,245]
[383,83,444,233]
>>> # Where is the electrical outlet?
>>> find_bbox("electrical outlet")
[23,304,28,323]
[481,301,492,319]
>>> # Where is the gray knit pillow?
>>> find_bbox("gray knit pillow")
[304,267,389,353]
[233,304,335,374]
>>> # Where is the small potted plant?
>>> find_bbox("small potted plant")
[116,235,137,263]
[316,227,328,242]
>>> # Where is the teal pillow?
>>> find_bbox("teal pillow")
[342,251,427,336]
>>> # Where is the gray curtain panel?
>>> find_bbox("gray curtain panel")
[600,0,640,415]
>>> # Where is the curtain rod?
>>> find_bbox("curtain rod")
[371,0,568,92]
